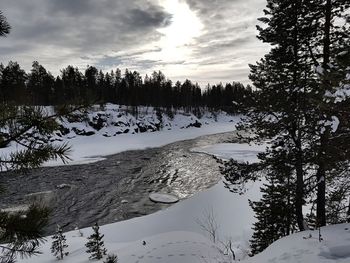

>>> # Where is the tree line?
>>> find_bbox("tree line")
[0,61,253,112]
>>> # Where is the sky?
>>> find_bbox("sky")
[0,0,270,86]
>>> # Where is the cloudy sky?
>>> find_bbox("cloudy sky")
[0,0,270,86]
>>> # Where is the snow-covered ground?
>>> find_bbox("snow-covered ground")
[19,180,263,263]
[243,223,350,263]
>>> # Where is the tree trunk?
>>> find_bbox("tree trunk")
[316,0,332,227]
[292,0,305,232]
[316,160,326,226]
[347,196,350,223]
[296,151,305,231]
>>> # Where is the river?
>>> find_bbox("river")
[0,131,238,234]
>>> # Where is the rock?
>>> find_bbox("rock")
[72,127,95,136]
[121,200,128,204]
[88,115,106,130]
[56,184,72,189]
[187,120,202,128]
[59,125,70,136]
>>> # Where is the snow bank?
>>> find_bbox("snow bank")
[243,223,350,263]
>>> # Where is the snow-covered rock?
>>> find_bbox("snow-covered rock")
[57,104,222,138]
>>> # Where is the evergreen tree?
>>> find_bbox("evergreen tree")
[85,223,107,260]
[27,61,55,105]
[249,149,297,255]
[0,204,50,262]
[51,224,69,260]
[0,61,27,103]
[237,0,316,231]
[297,0,350,229]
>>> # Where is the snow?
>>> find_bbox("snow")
[191,143,267,163]
[18,178,262,263]
[243,223,350,263]
[320,116,340,134]
[115,231,228,263]
[315,65,324,75]
[149,193,179,204]
[333,85,350,103]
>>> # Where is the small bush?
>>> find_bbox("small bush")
[104,253,118,263]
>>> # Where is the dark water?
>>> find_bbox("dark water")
[0,131,238,234]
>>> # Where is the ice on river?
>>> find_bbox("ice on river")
[191,142,268,163]
[149,193,179,204]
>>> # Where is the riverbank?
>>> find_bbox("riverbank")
[44,112,242,166]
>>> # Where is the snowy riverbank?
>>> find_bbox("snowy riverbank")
[2,104,242,167]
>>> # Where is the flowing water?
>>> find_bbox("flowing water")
[0,131,239,234]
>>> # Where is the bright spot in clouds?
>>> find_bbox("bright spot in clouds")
[156,0,203,61]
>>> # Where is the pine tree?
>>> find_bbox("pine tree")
[51,225,69,260]
[238,0,319,231]
[249,148,297,255]
[0,204,50,262]
[85,223,107,260]
[304,0,350,228]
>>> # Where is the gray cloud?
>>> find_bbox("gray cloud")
[0,0,270,85]
[48,0,95,15]
[0,0,171,73]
